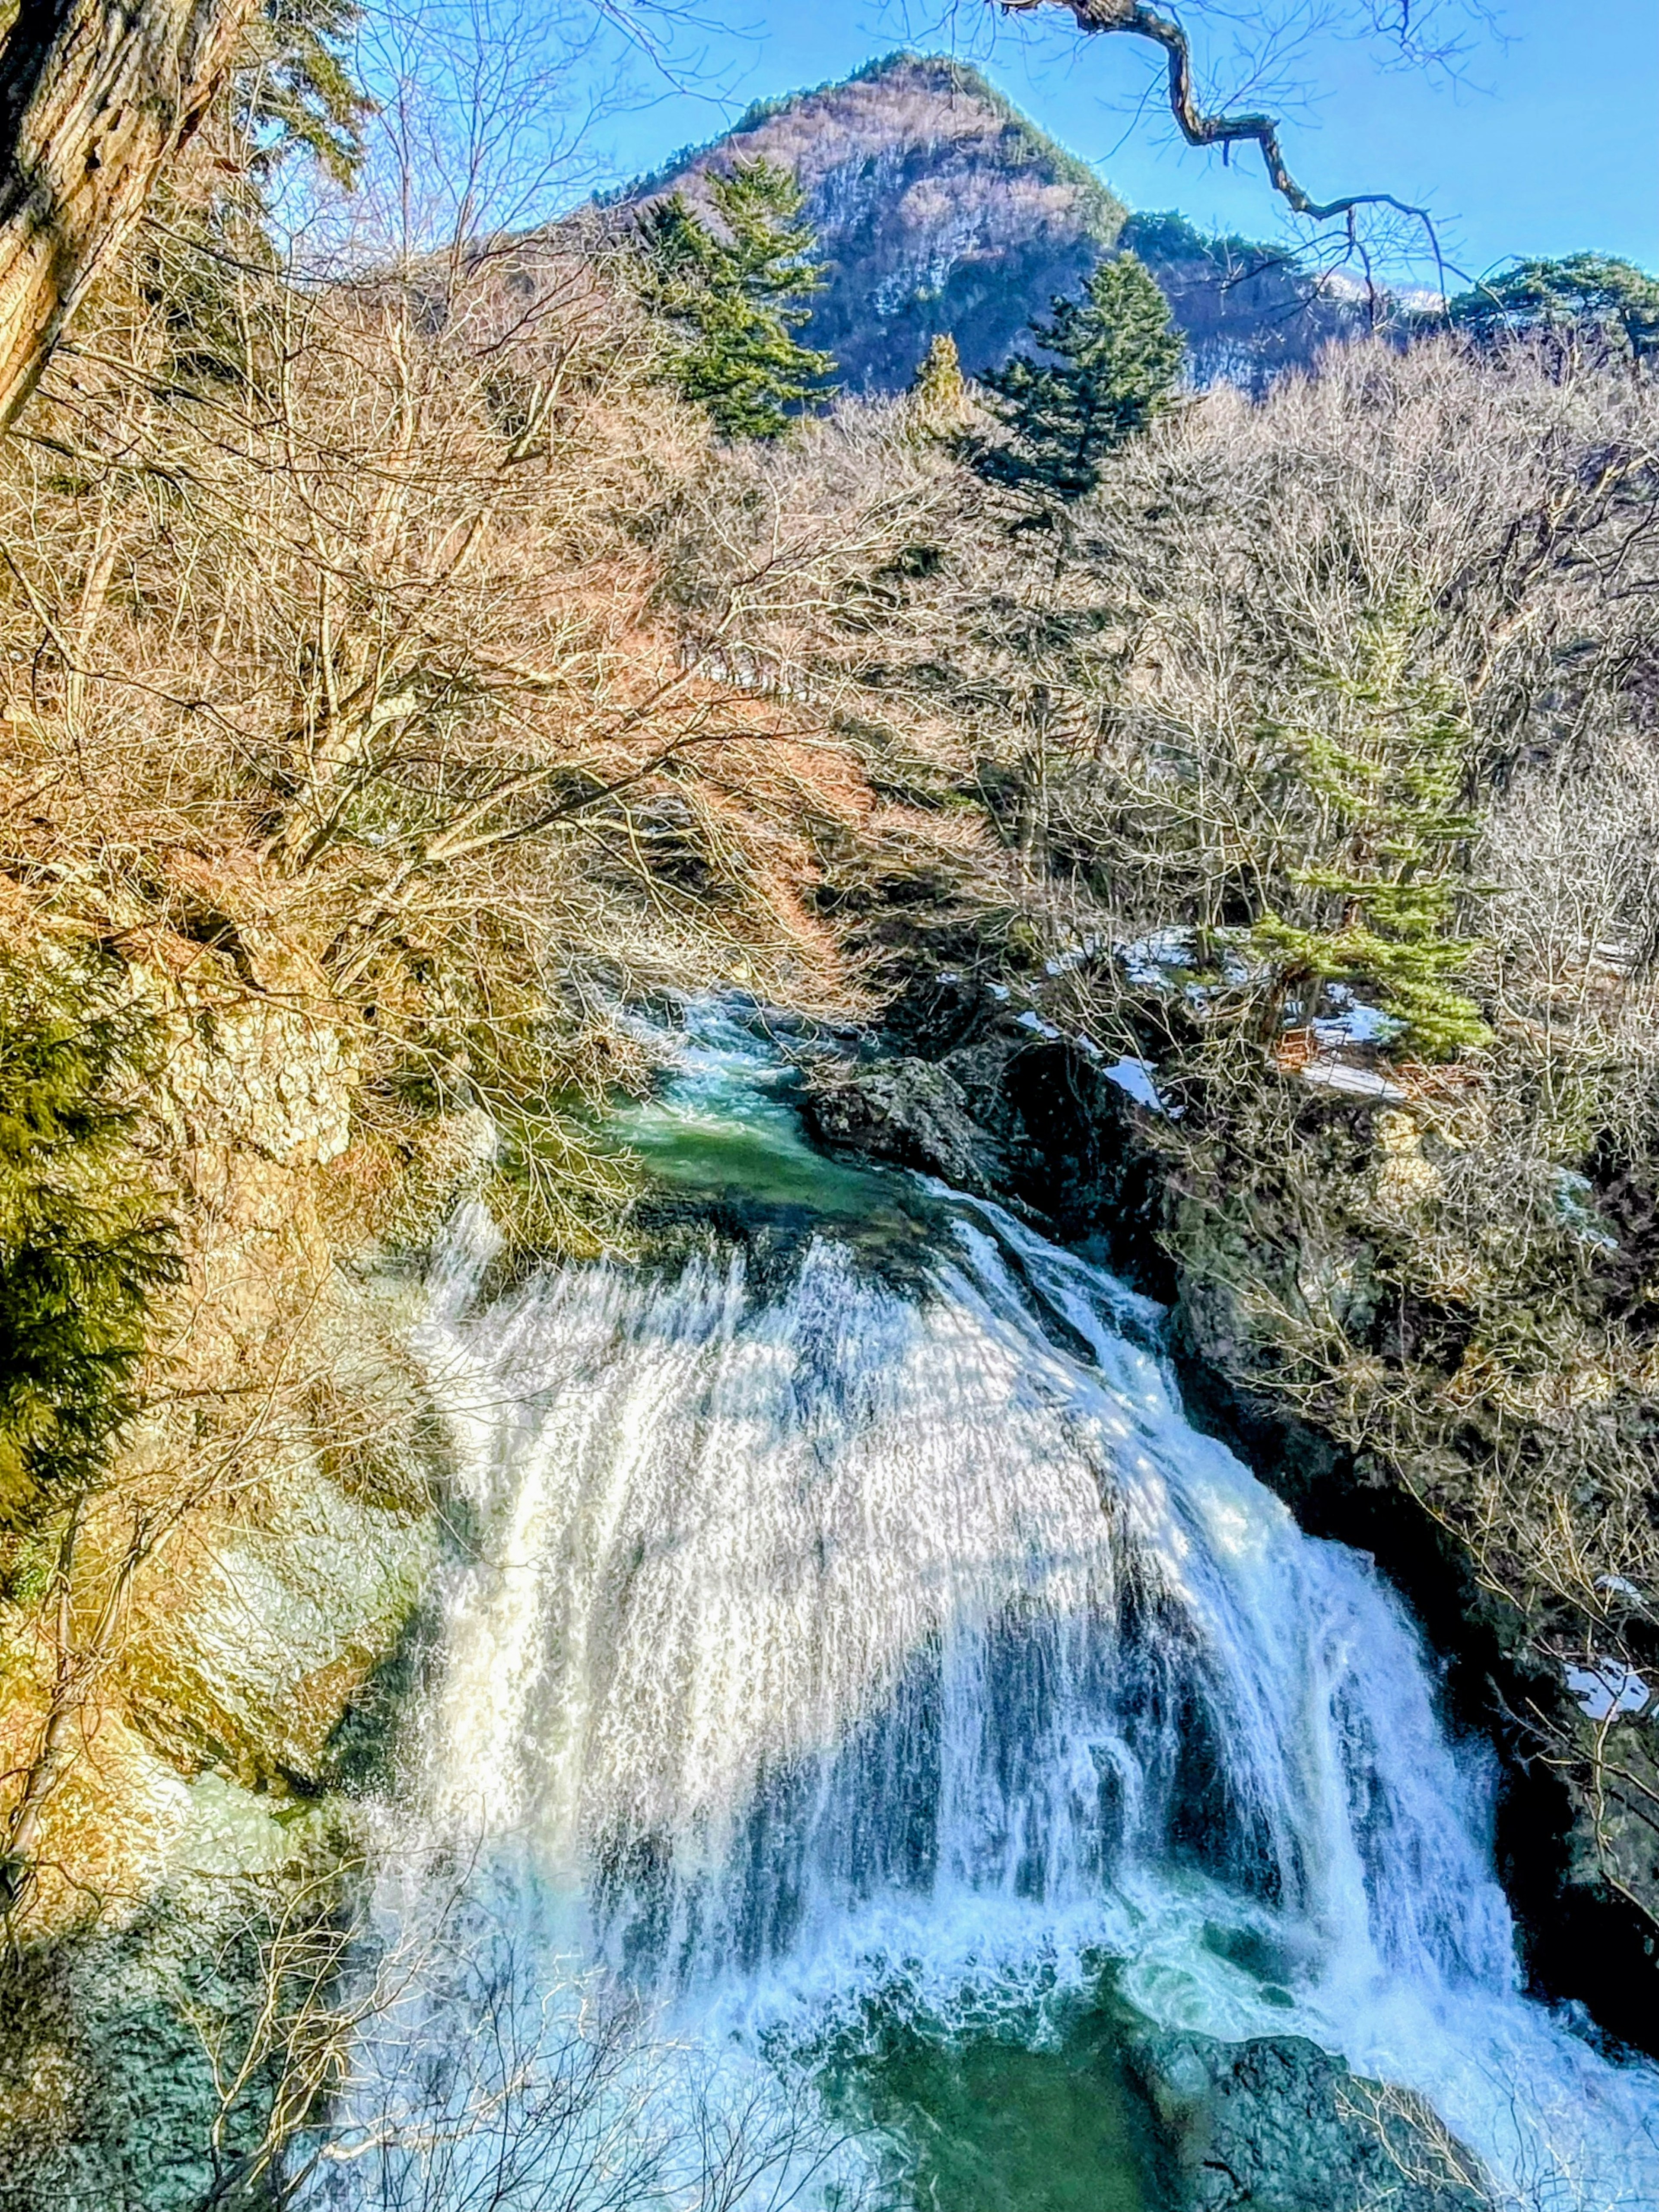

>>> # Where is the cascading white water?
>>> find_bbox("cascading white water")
[331,1009,1659,2210]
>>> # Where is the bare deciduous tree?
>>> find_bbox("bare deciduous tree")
[194,1858,856,2212]
[994,0,1488,273]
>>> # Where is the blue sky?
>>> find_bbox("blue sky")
[585,0,1658,284]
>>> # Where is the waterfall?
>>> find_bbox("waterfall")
[313,1009,1659,2211]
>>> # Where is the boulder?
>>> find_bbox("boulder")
[800,1056,1008,1196]
[1125,2031,1493,2212]
[118,1454,435,1793]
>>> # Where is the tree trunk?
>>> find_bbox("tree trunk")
[0,0,257,431]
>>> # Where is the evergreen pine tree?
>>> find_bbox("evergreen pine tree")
[143,0,373,393]
[0,982,179,1538]
[909,331,969,431]
[1449,254,1659,365]
[640,158,835,441]
[969,253,1183,504]
[237,0,375,191]
[1249,616,1492,1060]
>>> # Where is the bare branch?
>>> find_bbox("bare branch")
[1001,0,1444,273]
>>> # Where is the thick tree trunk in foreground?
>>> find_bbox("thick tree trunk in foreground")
[0,0,257,430]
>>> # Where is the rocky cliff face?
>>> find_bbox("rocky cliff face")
[0,932,477,2207]
[621,52,1360,393]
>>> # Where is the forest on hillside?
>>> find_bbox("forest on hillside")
[0,0,1657,2205]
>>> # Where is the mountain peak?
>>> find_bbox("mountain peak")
[620,52,1126,395]
[621,57,1352,395]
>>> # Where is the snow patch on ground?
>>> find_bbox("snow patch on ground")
[1553,1171,1619,1251]
[1313,987,1406,1049]
[1298,1059,1410,1104]
[1044,937,1103,977]
[1119,930,1194,987]
[1564,1660,1651,1722]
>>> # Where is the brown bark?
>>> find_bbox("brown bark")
[0,0,258,432]
[1003,0,1437,241]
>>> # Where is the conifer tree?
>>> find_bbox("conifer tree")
[910,331,969,430]
[1449,254,1659,365]
[0,983,178,1538]
[147,0,373,392]
[969,253,1183,504]
[237,0,373,191]
[1249,616,1492,1059]
[640,158,835,441]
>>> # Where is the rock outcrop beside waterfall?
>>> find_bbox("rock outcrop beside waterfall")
[0,934,480,2204]
[800,1053,1011,1197]
[106,943,467,1819]
[1127,2031,1492,2211]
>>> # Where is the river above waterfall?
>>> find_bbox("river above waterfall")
[307,1003,1659,2212]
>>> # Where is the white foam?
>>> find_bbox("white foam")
[319,1015,1659,2210]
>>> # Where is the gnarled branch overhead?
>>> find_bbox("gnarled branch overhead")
[0,0,258,431]
[1001,0,1435,229]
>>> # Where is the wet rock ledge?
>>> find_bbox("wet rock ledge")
[1128,2030,1491,2211]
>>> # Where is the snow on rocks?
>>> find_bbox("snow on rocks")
[1312,985,1406,1049]
[1564,1659,1652,1722]
[1119,929,1195,988]
[1102,1056,1169,1114]
[1297,1058,1411,1104]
